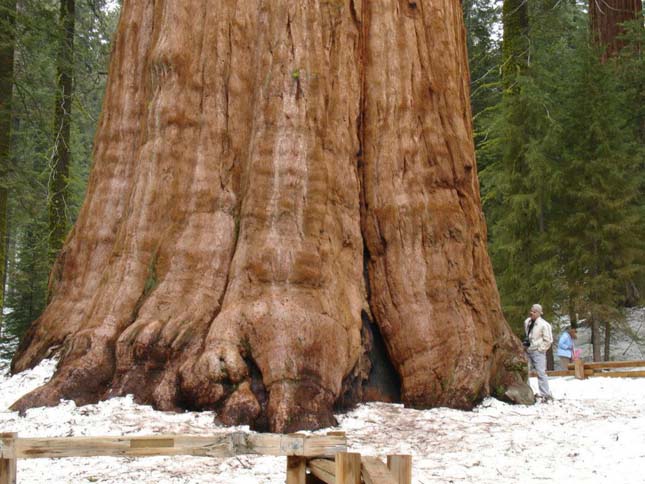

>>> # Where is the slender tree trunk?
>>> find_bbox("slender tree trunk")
[589,0,643,61]
[603,320,611,361]
[0,0,16,331]
[48,0,75,269]
[12,0,532,432]
[591,316,601,361]
[502,0,529,91]
[0,190,6,329]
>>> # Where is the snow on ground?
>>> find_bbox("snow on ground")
[1,356,644,484]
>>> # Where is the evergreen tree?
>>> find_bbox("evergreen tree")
[0,0,16,333]
[462,0,502,171]
[547,36,644,360]
[479,0,557,331]
[479,0,644,346]
[4,0,61,337]
[4,215,48,337]
[4,0,118,338]
[48,0,75,268]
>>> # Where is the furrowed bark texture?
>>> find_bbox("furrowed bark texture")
[590,0,642,61]
[11,0,531,432]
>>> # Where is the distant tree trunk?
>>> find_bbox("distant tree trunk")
[590,0,643,61]
[591,316,601,361]
[11,0,532,432]
[546,347,554,371]
[502,0,529,90]
[48,0,75,268]
[603,321,611,361]
[0,0,16,330]
[0,192,6,333]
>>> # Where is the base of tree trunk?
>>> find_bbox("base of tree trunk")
[10,0,532,432]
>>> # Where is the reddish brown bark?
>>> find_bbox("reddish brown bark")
[590,0,642,61]
[11,0,531,432]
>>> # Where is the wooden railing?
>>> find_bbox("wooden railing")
[531,360,645,380]
[304,453,411,484]
[0,431,412,484]
[531,360,645,379]
[567,359,645,380]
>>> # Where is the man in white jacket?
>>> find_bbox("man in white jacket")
[524,303,553,401]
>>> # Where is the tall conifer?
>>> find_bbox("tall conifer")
[48,0,75,269]
[480,0,644,347]
[0,0,16,332]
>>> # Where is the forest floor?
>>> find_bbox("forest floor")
[1,347,644,483]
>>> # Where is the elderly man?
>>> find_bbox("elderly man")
[524,303,553,401]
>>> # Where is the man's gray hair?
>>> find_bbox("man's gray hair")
[531,303,543,315]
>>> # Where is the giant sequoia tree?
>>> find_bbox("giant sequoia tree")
[11,0,531,432]
[590,0,642,61]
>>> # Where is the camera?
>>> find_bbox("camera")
[522,337,530,348]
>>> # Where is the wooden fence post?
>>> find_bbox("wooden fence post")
[286,456,306,484]
[387,454,412,484]
[574,359,586,380]
[335,452,361,484]
[0,432,17,484]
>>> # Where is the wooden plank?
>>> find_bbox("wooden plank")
[308,458,335,484]
[531,370,574,377]
[129,438,174,448]
[530,369,593,377]
[0,433,17,484]
[14,434,229,459]
[248,433,303,456]
[13,432,346,459]
[250,433,346,457]
[387,455,412,484]
[287,456,307,484]
[302,434,347,457]
[590,370,645,378]
[568,360,645,370]
[361,456,397,484]
[546,370,574,377]
[336,452,361,484]
[0,433,16,460]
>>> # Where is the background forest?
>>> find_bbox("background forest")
[0,0,643,361]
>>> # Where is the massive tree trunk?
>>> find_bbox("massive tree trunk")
[590,0,643,61]
[11,0,531,433]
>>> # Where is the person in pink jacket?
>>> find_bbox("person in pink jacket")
[523,303,554,401]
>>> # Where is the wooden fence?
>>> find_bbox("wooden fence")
[531,359,645,379]
[567,359,645,380]
[0,431,411,484]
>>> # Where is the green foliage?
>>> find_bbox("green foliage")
[0,0,17,328]
[4,216,49,338]
[477,1,645,333]
[2,0,119,338]
[500,0,528,89]
[463,0,502,172]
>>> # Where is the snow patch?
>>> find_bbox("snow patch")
[1,340,645,482]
